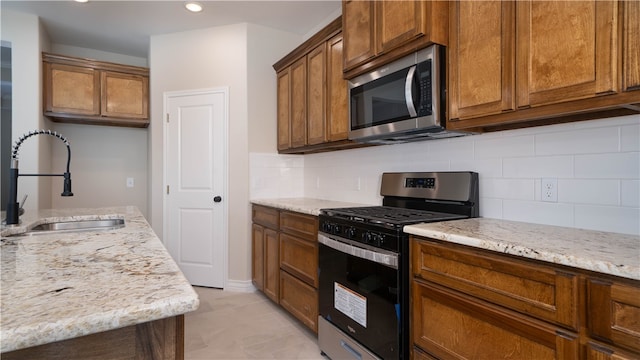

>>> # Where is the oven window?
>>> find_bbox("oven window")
[319,243,401,359]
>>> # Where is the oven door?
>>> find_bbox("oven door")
[318,234,401,359]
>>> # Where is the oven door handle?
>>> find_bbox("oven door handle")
[318,233,398,269]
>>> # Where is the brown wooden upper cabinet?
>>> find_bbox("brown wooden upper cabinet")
[274,17,357,154]
[43,53,149,128]
[448,0,640,132]
[342,0,448,79]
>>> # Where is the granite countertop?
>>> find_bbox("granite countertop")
[0,206,199,353]
[251,197,372,216]
[404,218,640,281]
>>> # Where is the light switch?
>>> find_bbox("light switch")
[126,177,134,188]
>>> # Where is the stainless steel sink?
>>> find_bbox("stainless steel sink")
[21,218,125,236]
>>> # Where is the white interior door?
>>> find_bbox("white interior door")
[164,88,228,288]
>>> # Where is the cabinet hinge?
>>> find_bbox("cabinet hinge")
[166,185,170,195]
[166,113,169,123]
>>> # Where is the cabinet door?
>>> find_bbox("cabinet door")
[327,34,349,142]
[516,0,618,108]
[280,211,317,241]
[264,228,279,303]
[290,57,307,148]
[307,43,327,146]
[101,71,148,119]
[280,270,318,333]
[44,63,100,116]
[448,1,515,120]
[251,224,265,291]
[412,238,578,329]
[279,233,318,287]
[412,280,580,359]
[252,205,279,229]
[277,69,291,151]
[623,1,640,92]
[587,278,640,353]
[343,0,376,71]
[376,0,424,54]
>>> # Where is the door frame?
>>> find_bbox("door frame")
[162,87,230,289]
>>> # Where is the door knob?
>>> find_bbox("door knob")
[214,196,222,203]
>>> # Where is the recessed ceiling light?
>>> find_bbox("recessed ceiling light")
[74,0,89,3]
[185,2,203,13]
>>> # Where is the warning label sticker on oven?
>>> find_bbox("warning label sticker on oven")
[334,282,367,328]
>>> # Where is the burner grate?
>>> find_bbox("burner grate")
[323,206,466,226]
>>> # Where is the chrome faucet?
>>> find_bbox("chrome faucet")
[5,130,73,225]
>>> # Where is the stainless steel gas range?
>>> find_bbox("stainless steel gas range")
[317,171,479,360]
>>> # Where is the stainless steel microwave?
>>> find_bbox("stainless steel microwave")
[348,45,468,144]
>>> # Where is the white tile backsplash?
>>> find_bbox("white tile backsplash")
[502,200,575,228]
[503,155,574,178]
[474,135,535,159]
[250,115,640,235]
[574,205,640,235]
[620,124,640,152]
[574,152,640,179]
[621,180,640,208]
[535,126,620,155]
[558,179,620,206]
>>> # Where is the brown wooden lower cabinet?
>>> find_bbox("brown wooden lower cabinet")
[411,236,640,360]
[251,205,319,333]
[2,315,183,360]
[280,270,319,332]
[586,278,640,354]
[252,206,280,303]
[412,279,579,359]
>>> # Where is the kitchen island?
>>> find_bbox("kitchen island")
[0,206,199,359]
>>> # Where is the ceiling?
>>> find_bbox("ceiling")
[1,0,342,58]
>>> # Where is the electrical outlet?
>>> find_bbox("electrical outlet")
[126,177,134,188]
[541,178,557,202]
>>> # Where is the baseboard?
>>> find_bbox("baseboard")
[224,279,256,293]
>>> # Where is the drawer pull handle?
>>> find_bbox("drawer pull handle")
[340,340,362,360]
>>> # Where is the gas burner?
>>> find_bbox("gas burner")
[322,206,467,227]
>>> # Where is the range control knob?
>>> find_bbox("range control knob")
[334,224,342,235]
[378,234,387,247]
[364,232,377,245]
[345,227,357,239]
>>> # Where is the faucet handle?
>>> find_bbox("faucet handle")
[18,195,27,216]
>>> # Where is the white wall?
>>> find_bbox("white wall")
[150,22,303,285]
[50,123,148,214]
[1,10,52,211]
[247,23,302,153]
[251,115,640,236]
[50,44,147,67]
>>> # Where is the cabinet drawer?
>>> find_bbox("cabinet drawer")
[280,233,318,287]
[280,270,318,333]
[587,278,640,353]
[252,205,279,229]
[412,279,579,359]
[412,238,578,329]
[280,211,317,241]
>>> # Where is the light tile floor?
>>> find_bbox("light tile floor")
[185,286,326,359]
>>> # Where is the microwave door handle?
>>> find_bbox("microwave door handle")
[404,65,418,117]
